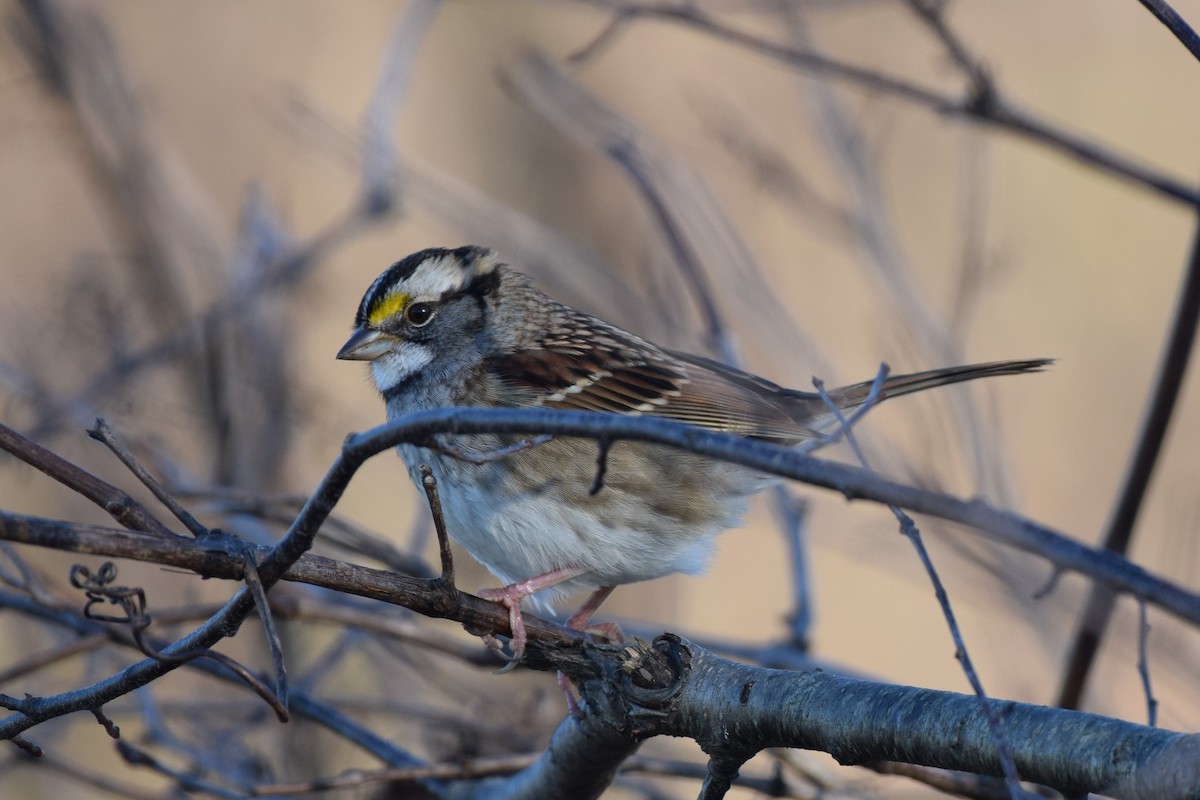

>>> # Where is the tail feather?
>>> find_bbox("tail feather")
[829,358,1054,410]
[781,358,1052,434]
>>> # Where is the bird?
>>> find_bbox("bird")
[337,245,1048,659]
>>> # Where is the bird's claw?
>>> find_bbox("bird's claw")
[478,583,531,665]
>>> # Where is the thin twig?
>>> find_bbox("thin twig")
[87,418,208,539]
[589,437,612,495]
[241,549,288,714]
[89,706,119,739]
[771,493,812,649]
[419,465,455,586]
[0,541,56,605]
[568,8,633,63]
[797,364,890,454]
[1137,598,1158,728]
[904,0,990,91]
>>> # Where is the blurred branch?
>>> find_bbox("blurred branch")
[504,47,831,373]
[361,0,444,212]
[15,0,224,381]
[15,752,167,800]
[567,0,1200,206]
[8,0,411,443]
[273,89,645,337]
[0,588,430,782]
[782,9,1017,505]
[903,0,990,89]
[1056,205,1200,710]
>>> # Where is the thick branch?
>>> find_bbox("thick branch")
[480,635,1200,800]
[532,635,1198,800]
[448,706,639,800]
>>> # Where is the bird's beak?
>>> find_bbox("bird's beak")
[336,326,397,362]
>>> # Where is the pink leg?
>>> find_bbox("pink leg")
[569,585,624,644]
[566,585,617,635]
[477,564,588,661]
[558,585,622,715]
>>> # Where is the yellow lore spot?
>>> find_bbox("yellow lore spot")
[368,291,409,327]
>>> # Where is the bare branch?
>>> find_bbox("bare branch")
[1135,0,1200,61]
[1137,599,1159,728]
[87,418,208,539]
[0,422,177,539]
[513,634,1200,800]
[1056,205,1200,709]
[566,0,1200,206]
[360,0,444,213]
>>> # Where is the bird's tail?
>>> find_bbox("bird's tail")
[826,358,1053,411]
[780,358,1052,436]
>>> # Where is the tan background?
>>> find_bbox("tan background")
[2,1,1199,797]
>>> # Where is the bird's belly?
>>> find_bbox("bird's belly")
[401,438,763,612]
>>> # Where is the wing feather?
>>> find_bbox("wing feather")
[485,331,816,444]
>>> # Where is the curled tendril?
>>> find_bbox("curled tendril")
[70,561,150,626]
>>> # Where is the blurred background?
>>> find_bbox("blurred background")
[1,0,1199,797]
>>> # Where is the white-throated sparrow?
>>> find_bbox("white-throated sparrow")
[338,246,1047,656]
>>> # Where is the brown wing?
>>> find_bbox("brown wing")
[661,351,820,443]
[485,324,817,444]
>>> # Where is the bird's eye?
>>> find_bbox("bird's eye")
[404,302,434,327]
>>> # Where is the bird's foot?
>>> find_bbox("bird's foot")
[477,565,588,669]
[477,584,532,669]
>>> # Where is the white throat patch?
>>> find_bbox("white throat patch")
[371,341,435,394]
